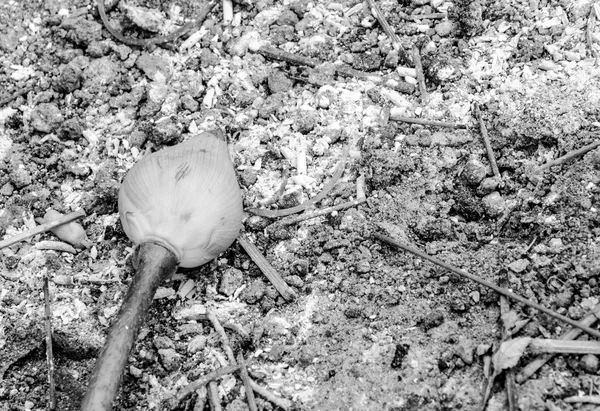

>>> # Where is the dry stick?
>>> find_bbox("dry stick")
[237,353,258,411]
[97,0,216,47]
[174,365,242,403]
[249,380,292,410]
[586,5,598,59]
[366,0,406,55]
[474,103,501,178]
[274,198,367,227]
[247,148,348,218]
[564,395,600,404]
[237,234,297,301]
[517,304,600,383]
[0,210,85,250]
[43,276,56,410]
[373,233,600,340]
[412,44,428,101]
[207,310,236,364]
[257,46,384,83]
[208,381,222,411]
[499,294,517,411]
[390,114,467,129]
[193,386,208,411]
[0,86,33,107]
[532,140,600,174]
[529,339,600,355]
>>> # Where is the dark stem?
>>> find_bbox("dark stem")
[81,242,178,411]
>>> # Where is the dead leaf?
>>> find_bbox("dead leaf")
[492,337,531,372]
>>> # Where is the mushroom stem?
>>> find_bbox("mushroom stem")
[81,242,178,411]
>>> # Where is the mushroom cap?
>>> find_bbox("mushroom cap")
[118,131,243,267]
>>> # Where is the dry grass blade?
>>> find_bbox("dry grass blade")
[237,353,257,411]
[43,276,56,410]
[532,140,600,174]
[237,234,297,301]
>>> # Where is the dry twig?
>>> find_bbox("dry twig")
[173,365,242,404]
[208,381,222,411]
[412,44,428,101]
[43,276,56,410]
[237,234,297,301]
[0,86,33,107]
[564,395,600,405]
[517,304,600,383]
[247,148,348,218]
[373,233,600,340]
[390,114,467,129]
[273,198,367,227]
[257,46,385,83]
[474,103,500,178]
[0,210,85,250]
[532,140,600,174]
[207,310,236,364]
[237,353,258,411]
[249,380,292,410]
[529,339,600,355]
[366,0,406,55]
[499,293,518,411]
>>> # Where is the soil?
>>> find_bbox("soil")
[1,0,600,410]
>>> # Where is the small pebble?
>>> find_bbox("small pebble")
[580,354,599,373]
[481,191,505,217]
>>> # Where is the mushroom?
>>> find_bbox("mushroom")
[81,131,243,411]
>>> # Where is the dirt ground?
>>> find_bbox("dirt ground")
[1,0,600,410]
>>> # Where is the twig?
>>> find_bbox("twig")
[193,386,208,411]
[97,0,216,48]
[208,381,222,411]
[206,310,236,364]
[532,140,600,174]
[0,86,33,107]
[564,395,600,404]
[474,103,500,178]
[586,5,598,59]
[529,339,600,355]
[247,148,348,218]
[237,353,258,411]
[499,293,517,411]
[409,13,447,20]
[249,380,292,410]
[412,44,428,101]
[257,46,385,83]
[273,198,367,227]
[390,114,467,129]
[373,233,600,340]
[517,304,600,383]
[0,210,85,250]
[366,0,406,55]
[173,365,242,403]
[43,276,56,410]
[237,234,297,301]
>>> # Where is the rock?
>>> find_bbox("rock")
[181,95,199,112]
[464,159,487,186]
[508,258,529,273]
[187,335,207,353]
[173,303,206,321]
[0,182,14,196]
[241,280,266,304]
[135,53,170,81]
[83,57,119,88]
[129,365,143,378]
[54,64,82,93]
[277,9,299,25]
[62,18,102,46]
[284,275,304,288]
[267,70,293,94]
[355,260,371,274]
[435,21,456,37]
[218,267,244,296]
[294,110,317,134]
[477,177,500,195]
[31,103,63,133]
[157,348,181,371]
[580,354,599,373]
[57,118,83,140]
[120,3,166,33]
[153,336,174,350]
[239,168,257,188]
[177,323,203,336]
[9,167,32,188]
[481,191,505,216]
